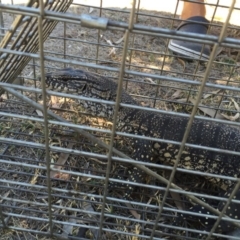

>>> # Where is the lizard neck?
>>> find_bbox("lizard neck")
[78,89,139,121]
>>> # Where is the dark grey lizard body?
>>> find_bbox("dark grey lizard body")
[45,68,240,182]
[44,68,240,234]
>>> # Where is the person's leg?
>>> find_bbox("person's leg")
[168,0,210,61]
[181,0,206,20]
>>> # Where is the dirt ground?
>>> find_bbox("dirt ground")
[1,2,240,240]
[2,0,240,25]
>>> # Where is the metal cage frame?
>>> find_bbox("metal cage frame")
[1,0,240,239]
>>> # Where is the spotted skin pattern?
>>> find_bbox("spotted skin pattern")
[216,188,240,233]
[44,68,240,234]
[184,188,240,237]
[125,138,154,197]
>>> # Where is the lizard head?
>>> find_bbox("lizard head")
[43,68,118,118]
[42,68,138,118]
[44,68,114,100]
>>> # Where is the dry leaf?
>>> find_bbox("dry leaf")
[132,224,141,240]
[103,37,114,46]
[171,89,183,99]
[1,191,10,203]
[177,57,186,71]
[221,98,240,121]
[108,48,116,56]
[50,95,60,108]
[80,199,100,239]
[215,46,224,57]
[221,113,240,121]
[170,191,184,210]
[30,168,40,184]
[113,35,125,45]
[52,172,71,180]
[36,109,43,116]
[89,157,108,165]
[144,78,156,84]
[125,202,141,219]
[62,216,76,237]
[50,142,74,179]
[216,79,240,87]
[230,98,240,111]
[203,89,221,99]
[102,36,117,56]
[176,98,188,102]
[188,98,225,119]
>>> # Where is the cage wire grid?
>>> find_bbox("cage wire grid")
[1,0,240,239]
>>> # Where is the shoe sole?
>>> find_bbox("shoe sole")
[168,40,210,61]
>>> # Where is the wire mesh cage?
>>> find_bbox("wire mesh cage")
[1,0,240,239]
